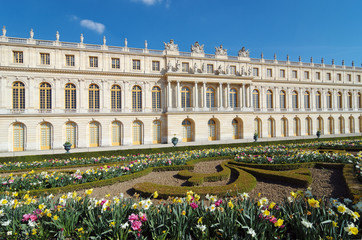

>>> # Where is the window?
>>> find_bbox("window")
[304,91,310,109]
[12,82,25,110]
[304,71,309,79]
[40,122,51,150]
[181,87,191,108]
[292,91,298,109]
[254,118,262,137]
[292,70,298,79]
[152,86,161,110]
[13,123,25,151]
[39,82,52,110]
[268,118,275,137]
[66,55,75,66]
[65,83,76,110]
[280,90,286,109]
[206,87,215,108]
[132,60,141,70]
[89,56,98,68]
[13,51,23,63]
[232,119,240,139]
[347,74,351,82]
[152,120,161,144]
[182,119,192,142]
[111,121,122,146]
[207,64,214,73]
[337,73,342,81]
[280,69,285,78]
[305,118,312,136]
[208,119,217,141]
[327,73,331,80]
[347,92,352,109]
[349,117,355,133]
[40,53,50,65]
[337,92,342,109]
[316,91,321,109]
[111,85,121,111]
[266,90,273,109]
[132,86,142,111]
[317,117,324,134]
[132,121,142,144]
[229,88,237,108]
[65,122,77,148]
[88,84,100,110]
[252,89,260,109]
[253,68,259,77]
[267,68,272,77]
[358,93,362,108]
[230,66,236,75]
[326,91,332,109]
[281,118,288,137]
[293,117,300,136]
[182,62,189,72]
[112,58,120,69]
[152,61,160,71]
[316,72,321,80]
[89,121,100,147]
[358,75,361,82]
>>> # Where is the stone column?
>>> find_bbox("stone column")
[287,88,292,111]
[248,84,252,108]
[275,87,279,110]
[167,81,172,109]
[203,82,207,109]
[226,83,230,109]
[121,81,125,111]
[241,84,245,108]
[176,80,180,109]
[299,88,304,110]
[219,82,223,109]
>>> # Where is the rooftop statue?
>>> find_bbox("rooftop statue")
[191,41,204,53]
[238,46,250,57]
[164,39,179,51]
[215,44,227,56]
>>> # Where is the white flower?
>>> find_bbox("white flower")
[196,224,206,232]
[301,218,313,228]
[0,209,4,217]
[240,192,250,200]
[246,227,256,237]
[344,222,359,235]
[28,221,37,228]
[287,196,294,203]
[121,222,129,229]
[209,204,216,212]
[1,220,11,226]
[7,231,12,236]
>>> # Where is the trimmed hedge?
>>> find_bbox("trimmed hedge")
[229,161,314,171]
[343,164,362,202]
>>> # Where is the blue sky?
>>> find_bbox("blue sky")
[1,0,361,65]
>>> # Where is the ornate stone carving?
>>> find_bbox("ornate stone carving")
[217,65,223,75]
[56,31,60,41]
[167,60,172,72]
[191,41,204,53]
[201,63,206,73]
[103,36,106,45]
[175,60,181,72]
[30,28,34,39]
[193,63,198,73]
[238,47,250,57]
[2,26,6,37]
[164,39,178,51]
[124,38,128,48]
[215,44,227,55]
[80,34,84,43]
[248,66,252,76]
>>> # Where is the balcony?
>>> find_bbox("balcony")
[304,108,311,111]
[111,108,123,112]
[88,109,100,113]
[132,108,143,113]
[293,108,299,111]
[253,108,261,111]
[38,109,53,113]
[152,108,163,113]
[280,108,287,111]
[267,108,274,112]
[10,109,25,114]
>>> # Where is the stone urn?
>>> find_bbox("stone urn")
[253,133,258,142]
[63,142,72,153]
[171,136,178,147]
[316,130,321,139]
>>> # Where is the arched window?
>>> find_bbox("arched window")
[358,93,362,109]
[133,121,143,144]
[337,92,343,109]
[280,90,286,109]
[208,119,217,141]
[326,91,332,109]
[181,87,191,108]
[13,123,25,151]
[254,118,262,137]
[153,120,161,143]
[317,117,324,135]
[89,84,100,110]
[304,91,310,109]
[293,117,300,136]
[12,82,25,110]
[111,85,121,111]
[266,90,273,109]
[132,86,142,112]
[111,121,122,146]
[229,88,237,108]
[232,119,242,139]
[182,119,193,142]
[40,83,52,110]
[152,86,161,110]
[206,87,215,108]
[253,89,260,109]
[268,118,275,137]
[349,116,355,133]
[305,117,312,135]
[328,117,334,134]
[338,116,345,134]
[40,122,51,150]
[347,92,352,109]
[359,116,362,133]
[65,83,76,110]
[65,122,77,148]
[89,121,100,147]
[316,91,321,109]
[292,91,299,109]
[281,118,288,137]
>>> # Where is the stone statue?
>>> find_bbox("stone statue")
[167,60,172,72]
[201,63,206,73]
[217,64,223,74]
[238,47,250,57]
[193,63,198,73]
[124,38,128,47]
[191,41,204,53]
[241,66,245,76]
[103,36,106,45]
[2,26,6,37]
[30,28,34,39]
[176,60,181,72]
[248,66,252,76]
[56,31,60,41]
[215,44,227,55]
[164,39,179,51]
[226,64,230,75]
[80,34,84,43]
[144,40,148,49]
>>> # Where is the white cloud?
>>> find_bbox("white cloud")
[131,0,163,6]
[80,19,105,34]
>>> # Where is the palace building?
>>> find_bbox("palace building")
[0,27,361,152]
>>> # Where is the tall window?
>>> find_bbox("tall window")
[280,90,286,109]
[252,89,260,109]
[207,64,214,73]
[40,122,51,150]
[304,91,310,109]
[111,85,121,111]
[232,119,240,139]
[229,88,237,108]
[65,122,77,148]
[12,82,25,110]
[337,92,342,109]
[317,117,324,134]
[292,91,298,109]
[292,70,298,79]
[208,119,217,141]
[281,118,288,137]
[153,120,161,144]
[112,58,120,69]
[152,61,160,71]
[132,86,142,111]
[88,84,100,110]
[132,60,141,70]
[132,121,142,145]
[316,91,321,109]
[304,71,310,79]
[152,86,161,110]
[327,91,332,109]
[89,121,100,147]
[13,51,23,63]
[182,119,192,142]
[339,117,345,134]
[254,118,262,137]
[40,53,50,65]
[280,69,285,78]
[66,55,75,66]
[230,66,236,75]
[328,117,334,134]
[39,83,52,110]
[111,121,122,146]
[347,92,352,109]
[293,117,300,136]
[337,73,342,81]
[65,83,76,110]
[267,68,272,77]
[253,68,259,77]
[305,118,312,135]
[316,72,321,80]
[89,56,98,67]
[358,93,362,109]
[181,87,191,108]
[13,123,25,151]
[182,62,189,72]
[349,117,355,133]
[268,118,275,137]
[266,90,273,109]
[326,73,331,80]
[206,87,215,108]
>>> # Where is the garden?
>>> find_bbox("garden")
[0,137,361,239]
